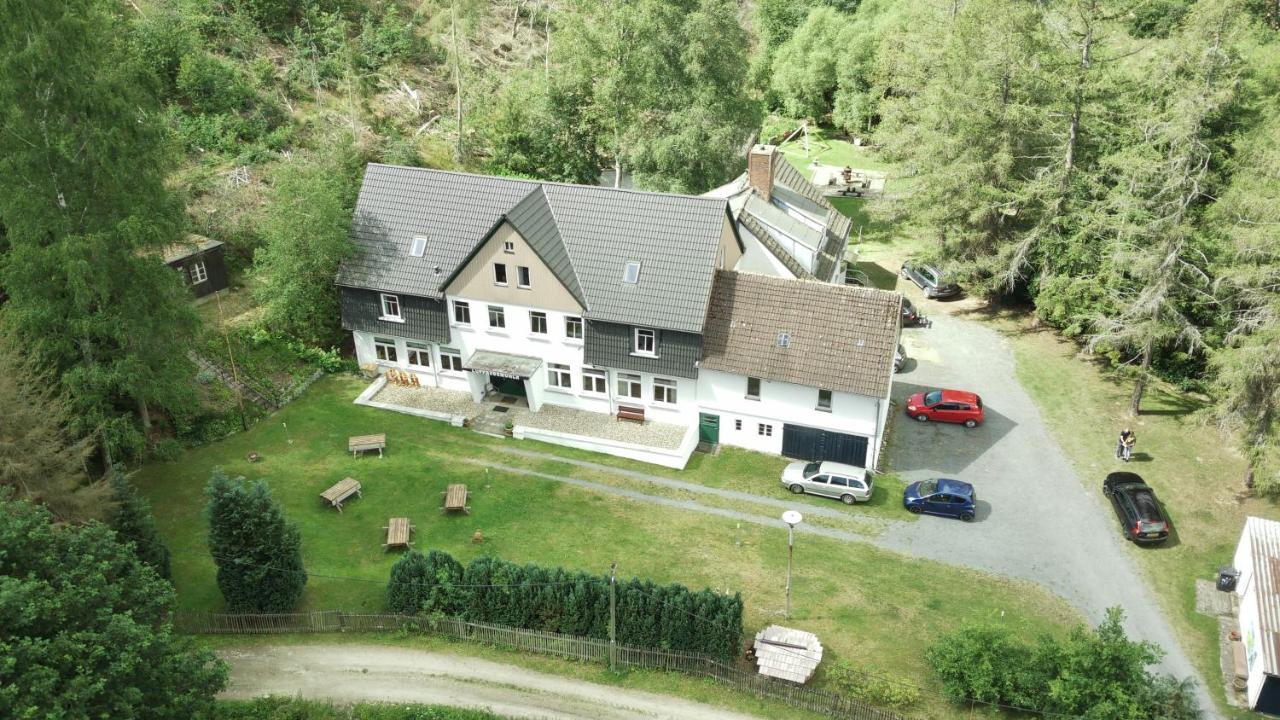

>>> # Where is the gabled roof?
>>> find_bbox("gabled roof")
[151,236,222,264]
[700,270,900,398]
[337,165,734,334]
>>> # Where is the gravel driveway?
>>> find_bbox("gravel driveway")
[218,644,762,720]
[881,301,1215,712]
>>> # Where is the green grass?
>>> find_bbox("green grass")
[135,374,1081,718]
[989,317,1275,718]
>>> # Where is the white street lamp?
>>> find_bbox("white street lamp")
[782,510,803,619]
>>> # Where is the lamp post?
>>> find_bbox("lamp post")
[782,510,803,619]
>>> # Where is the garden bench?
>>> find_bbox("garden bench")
[616,405,645,424]
[348,433,386,458]
[382,517,414,551]
[320,477,362,513]
[442,483,470,514]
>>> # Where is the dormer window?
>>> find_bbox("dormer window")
[633,327,657,357]
[379,293,402,321]
[623,261,641,284]
[409,236,427,257]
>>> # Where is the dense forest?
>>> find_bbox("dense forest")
[1,0,1278,507]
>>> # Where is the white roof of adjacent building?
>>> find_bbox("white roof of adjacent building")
[1243,516,1280,675]
[753,625,823,684]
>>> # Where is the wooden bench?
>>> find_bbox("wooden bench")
[320,477,362,513]
[442,483,470,514]
[1233,640,1249,691]
[349,433,386,458]
[617,405,646,424]
[383,517,414,551]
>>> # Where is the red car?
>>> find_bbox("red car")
[905,389,984,428]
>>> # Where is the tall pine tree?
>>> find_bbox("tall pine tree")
[205,470,306,612]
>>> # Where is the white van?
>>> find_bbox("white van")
[779,461,872,504]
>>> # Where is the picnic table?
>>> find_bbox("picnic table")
[320,477,362,512]
[383,517,414,551]
[442,483,470,514]
[348,433,386,458]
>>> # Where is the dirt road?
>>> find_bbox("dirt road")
[217,644,762,720]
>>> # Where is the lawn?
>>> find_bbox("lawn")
[988,318,1277,717]
[134,374,1081,719]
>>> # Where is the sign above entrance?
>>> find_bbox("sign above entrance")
[463,349,543,380]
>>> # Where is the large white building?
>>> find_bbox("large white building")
[337,164,900,469]
[1232,517,1280,714]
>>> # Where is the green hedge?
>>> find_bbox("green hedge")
[217,697,508,719]
[388,550,744,661]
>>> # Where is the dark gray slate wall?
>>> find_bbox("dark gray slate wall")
[583,320,701,379]
[340,287,449,343]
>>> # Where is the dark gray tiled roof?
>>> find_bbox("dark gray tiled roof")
[337,165,536,297]
[336,165,732,334]
[505,187,585,306]
[701,270,900,398]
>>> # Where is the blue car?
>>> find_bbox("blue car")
[903,478,976,521]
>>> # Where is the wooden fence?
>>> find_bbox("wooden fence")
[174,611,911,720]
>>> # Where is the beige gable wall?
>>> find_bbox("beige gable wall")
[718,213,744,270]
[446,221,583,313]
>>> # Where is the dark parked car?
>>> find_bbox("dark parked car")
[901,297,926,327]
[901,260,960,299]
[1103,472,1170,544]
[905,389,984,427]
[903,478,976,521]
[894,343,907,373]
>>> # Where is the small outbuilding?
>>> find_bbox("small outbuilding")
[1232,516,1280,714]
[752,625,823,684]
[160,236,228,298]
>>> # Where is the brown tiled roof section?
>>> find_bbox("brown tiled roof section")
[701,270,900,398]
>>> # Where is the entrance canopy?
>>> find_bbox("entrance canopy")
[464,349,543,380]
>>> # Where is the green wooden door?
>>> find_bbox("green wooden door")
[698,413,720,444]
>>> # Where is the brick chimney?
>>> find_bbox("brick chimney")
[747,144,777,201]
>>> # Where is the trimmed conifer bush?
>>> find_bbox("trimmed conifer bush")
[108,471,172,580]
[205,469,306,612]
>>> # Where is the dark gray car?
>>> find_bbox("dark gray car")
[901,261,960,299]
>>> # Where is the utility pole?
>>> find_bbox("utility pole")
[609,561,618,671]
[781,511,803,619]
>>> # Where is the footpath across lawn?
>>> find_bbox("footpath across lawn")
[134,374,1080,718]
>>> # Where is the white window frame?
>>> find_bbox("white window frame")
[529,311,548,335]
[409,236,428,257]
[548,362,572,389]
[746,377,761,400]
[653,377,677,405]
[488,304,506,329]
[582,368,607,395]
[440,347,463,372]
[633,328,657,357]
[189,260,208,284]
[374,337,398,364]
[623,260,641,284]
[517,266,531,289]
[406,341,431,368]
[493,263,508,286]
[453,300,471,325]
[503,240,515,254]
[565,316,584,341]
[617,372,642,400]
[757,423,773,437]
[817,389,833,412]
[379,293,403,322]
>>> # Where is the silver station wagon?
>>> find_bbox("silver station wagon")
[780,461,873,504]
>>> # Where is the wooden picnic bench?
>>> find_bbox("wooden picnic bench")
[320,477,362,512]
[616,405,646,424]
[382,517,414,551]
[348,433,386,458]
[442,483,470,514]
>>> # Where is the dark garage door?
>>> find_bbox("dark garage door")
[782,425,869,467]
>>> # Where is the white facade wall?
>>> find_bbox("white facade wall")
[695,368,885,468]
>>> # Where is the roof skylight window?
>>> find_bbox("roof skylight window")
[409,236,428,257]
[623,261,642,284]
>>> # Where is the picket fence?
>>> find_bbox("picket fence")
[174,610,911,720]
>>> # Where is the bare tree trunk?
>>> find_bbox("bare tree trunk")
[1245,456,1256,490]
[613,155,622,189]
[544,3,551,81]
[452,5,463,162]
[137,397,151,430]
[1061,23,1093,198]
[1130,337,1153,416]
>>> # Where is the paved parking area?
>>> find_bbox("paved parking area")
[880,303,1210,707]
